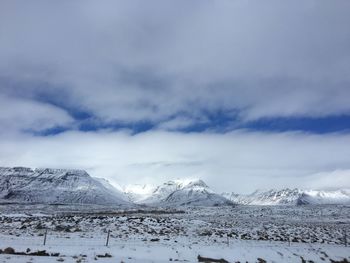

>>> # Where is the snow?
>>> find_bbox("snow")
[1,167,349,261]
[123,184,157,202]
[2,167,350,207]
[1,236,349,263]
[223,188,350,206]
[304,189,350,205]
[127,179,233,206]
[0,167,131,205]
[93,177,130,202]
[0,205,349,262]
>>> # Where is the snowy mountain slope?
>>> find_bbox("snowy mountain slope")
[300,189,350,205]
[2,166,348,207]
[93,177,129,202]
[0,167,131,205]
[128,179,234,206]
[222,188,350,205]
[137,181,181,205]
[222,189,303,205]
[164,180,233,206]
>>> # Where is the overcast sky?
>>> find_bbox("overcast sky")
[1,0,350,193]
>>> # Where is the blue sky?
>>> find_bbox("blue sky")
[0,0,350,192]
[35,112,350,136]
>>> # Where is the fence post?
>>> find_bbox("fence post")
[344,229,348,247]
[43,229,47,246]
[105,230,111,246]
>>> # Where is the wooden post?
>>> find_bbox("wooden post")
[344,229,348,247]
[105,230,111,246]
[43,229,47,246]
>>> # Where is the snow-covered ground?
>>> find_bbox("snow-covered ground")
[0,205,349,262]
[1,236,349,263]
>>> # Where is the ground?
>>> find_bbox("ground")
[0,204,349,262]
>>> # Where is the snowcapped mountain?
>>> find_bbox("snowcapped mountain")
[301,189,350,205]
[2,167,348,207]
[222,188,350,205]
[126,179,234,207]
[0,167,131,205]
[222,188,303,205]
[93,177,130,202]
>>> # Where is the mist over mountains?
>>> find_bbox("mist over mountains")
[1,167,349,206]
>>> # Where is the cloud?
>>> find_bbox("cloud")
[0,1,349,193]
[303,170,350,190]
[0,0,350,125]
[0,130,349,193]
[0,95,73,134]
[157,116,207,131]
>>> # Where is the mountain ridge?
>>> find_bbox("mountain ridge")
[0,167,130,205]
[1,167,349,206]
[125,179,234,207]
[222,188,350,205]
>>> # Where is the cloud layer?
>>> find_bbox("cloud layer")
[1,130,350,193]
[1,0,350,129]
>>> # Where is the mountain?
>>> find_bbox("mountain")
[0,167,131,205]
[126,179,234,207]
[222,188,303,205]
[3,167,347,207]
[93,177,130,202]
[300,189,350,205]
[222,188,350,205]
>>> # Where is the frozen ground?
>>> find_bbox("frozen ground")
[0,204,349,262]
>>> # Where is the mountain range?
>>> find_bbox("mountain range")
[124,179,233,206]
[1,167,349,206]
[222,188,350,205]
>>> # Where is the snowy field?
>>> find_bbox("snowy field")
[0,204,349,262]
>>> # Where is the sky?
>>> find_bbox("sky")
[0,0,350,193]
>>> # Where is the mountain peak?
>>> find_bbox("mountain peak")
[172,178,208,189]
[35,168,89,177]
[126,178,232,207]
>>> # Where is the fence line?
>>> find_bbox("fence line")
[0,229,348,248]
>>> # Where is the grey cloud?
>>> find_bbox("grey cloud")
[129,161,204,168]
[0,0,350,125]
